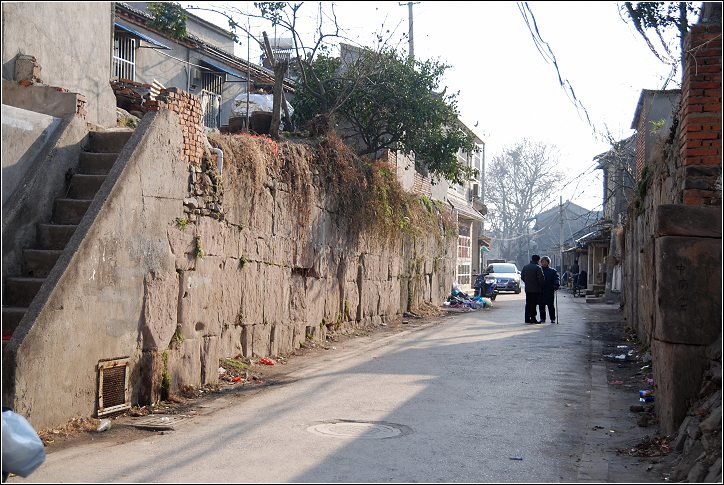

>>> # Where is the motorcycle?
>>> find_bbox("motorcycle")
[473,274,497,301]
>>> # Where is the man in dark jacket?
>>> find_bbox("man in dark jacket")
[520,254,545,324]
[538,256,560,323]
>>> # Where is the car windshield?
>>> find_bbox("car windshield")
[490,264,518,273]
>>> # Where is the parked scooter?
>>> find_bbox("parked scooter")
[473,274,498,301]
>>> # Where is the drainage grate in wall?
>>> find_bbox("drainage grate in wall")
[97,357,131,417]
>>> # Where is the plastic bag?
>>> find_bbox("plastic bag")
[2,410,46,477]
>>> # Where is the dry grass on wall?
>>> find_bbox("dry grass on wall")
[207,132,454,243]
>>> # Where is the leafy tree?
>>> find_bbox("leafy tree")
[148,2,188,40]
[293,46,479,184]
[486,139,562,265]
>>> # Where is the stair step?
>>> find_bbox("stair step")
[23,249,63,278]
[37,224,78,249]
[68,174,106,199]
[89,130,133,153]
[78,152,118,175]
[4,278,45,308]
[52,199,92,225]
[2,307,27,339]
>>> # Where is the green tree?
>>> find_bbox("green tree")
[148,2,188,40]
[293,47,478,184]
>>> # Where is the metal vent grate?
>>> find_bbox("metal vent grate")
[97,358,131,417]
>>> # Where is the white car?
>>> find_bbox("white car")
[484,263,521,294]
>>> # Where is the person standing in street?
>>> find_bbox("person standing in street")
[537,256,560,323]
[520,254,545,324]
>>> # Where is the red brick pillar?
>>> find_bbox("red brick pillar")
[678,23,722,206]
[146,88,204,166]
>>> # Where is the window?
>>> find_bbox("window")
[200,72,223,129]
[457,223,472,286]
[113,35,136,81]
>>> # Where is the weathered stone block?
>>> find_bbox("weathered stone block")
[304,277,327,326]
[654,236,722,344]
[219,323,243,357]
[272,190,299,238]
[169,338,202,389]
[250,187,274,234]
[197,217,240,258]
[140,271,179,350]
[263,264,290,324]
[166,226,196,271]
[651,338,709,434]
[251,324,272,357]
[655,204,722,238]
[201,336,219,385]
[218,258,244,328]
[343,281,359,321]
[295,238,314,269]
[289,273,307,322]
[275,324,294,354]
[178,257,224,337]
[270,235,294,267]
[239,262,265,326]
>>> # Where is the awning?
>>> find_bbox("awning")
[448,197,484,222]
[115,23,170,50]
[199,59,246,80]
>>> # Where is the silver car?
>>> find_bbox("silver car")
[484,263,521,294]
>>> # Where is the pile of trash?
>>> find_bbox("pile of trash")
[442,285,493,311]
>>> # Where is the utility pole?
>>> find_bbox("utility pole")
[559,196,564,272]
[399,2,420,60]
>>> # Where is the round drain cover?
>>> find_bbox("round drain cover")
[307,420,410,439]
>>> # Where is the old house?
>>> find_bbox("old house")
[393,123,487,293]
[593,135,636,301]
[532,201,600,273]
[112,2,295,131]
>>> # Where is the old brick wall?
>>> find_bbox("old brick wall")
[679,23,723,206]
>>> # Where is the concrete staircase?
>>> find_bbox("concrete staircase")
[2,130,133,342]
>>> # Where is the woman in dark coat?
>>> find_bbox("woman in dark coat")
[538,256,560,323]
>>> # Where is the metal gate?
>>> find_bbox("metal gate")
[200,90,222,129]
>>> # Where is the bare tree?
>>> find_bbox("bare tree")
[486,139,563,264]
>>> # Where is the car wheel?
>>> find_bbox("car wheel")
[514,288,521,294]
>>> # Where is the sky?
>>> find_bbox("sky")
[182,1,685,212]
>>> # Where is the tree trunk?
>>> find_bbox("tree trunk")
[270,60,288,140]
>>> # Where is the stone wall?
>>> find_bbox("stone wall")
[623,11,722,436]
[3,87,455,428]
[152,124,457,398]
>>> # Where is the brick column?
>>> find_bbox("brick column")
[678,23,722,206]
[146,88,204,166]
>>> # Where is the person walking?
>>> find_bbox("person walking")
[520,254,545,324]
[537,256,560,323]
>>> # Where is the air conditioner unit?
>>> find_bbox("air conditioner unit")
[190,68,202,88]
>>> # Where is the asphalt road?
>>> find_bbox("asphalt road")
[15,291,659,483]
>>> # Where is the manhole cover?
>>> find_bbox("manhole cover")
[307,420,411,439]
[126,414,188,431]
